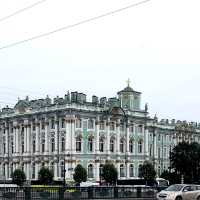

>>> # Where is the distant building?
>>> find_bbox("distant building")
[0,82,199,182]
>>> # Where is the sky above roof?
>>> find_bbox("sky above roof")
[0,0,200,122]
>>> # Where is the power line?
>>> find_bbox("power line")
[0,0,151,51]
[0,0,48,22]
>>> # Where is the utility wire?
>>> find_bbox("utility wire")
[0,0,151,51]
[0,0,48,22]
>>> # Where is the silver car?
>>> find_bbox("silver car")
[157,184,200,200]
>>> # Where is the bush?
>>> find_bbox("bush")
[102,163,118,185]
[38,167,54,185]
[73,164,87,184]
[11,169,26,186]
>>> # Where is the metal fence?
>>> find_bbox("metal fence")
[0,186,162,199]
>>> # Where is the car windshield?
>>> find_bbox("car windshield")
[164,185,184,191]
[158,180,169,187]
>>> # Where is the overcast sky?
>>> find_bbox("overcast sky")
[0,0,200,122]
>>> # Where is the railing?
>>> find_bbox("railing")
[0,186,163,199]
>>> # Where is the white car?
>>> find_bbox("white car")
[157,184,200,200]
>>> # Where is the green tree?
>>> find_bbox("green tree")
[138,161,156,183]
[38,167,54,185]
[170,141,200,183]
[160,170,180,185]
[11,169,26,186]
[102,163,118,185]
[73,164,87,184]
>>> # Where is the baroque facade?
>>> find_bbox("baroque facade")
[0,83,200,182]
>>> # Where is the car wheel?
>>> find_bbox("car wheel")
[175,197,182,200]
[197,196,200,200]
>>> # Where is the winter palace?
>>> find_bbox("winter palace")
[0,82,200,182]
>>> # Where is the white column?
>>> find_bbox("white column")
[36,122,40,153]
[154,129,157,158]
[71,117,75,154]
[65,118,70,153]
[126,122,130,153]
[116,120,120,154]
[27,163,30,180]
[27,125,31,154]
[95,162,100,182]
[126,163,130,179]
[13,127,16,156]
[5,128,8,155]
[55,118,58,154]
[95,117,100,154]
[144,128,149,156]
[35,163,39,179]
[106,118,110,155]
[24,126,27,154]
[16,126,19,155]
[45,119,49,154]
[54,162,58,179]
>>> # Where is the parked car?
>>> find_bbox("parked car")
[157,184,200,200]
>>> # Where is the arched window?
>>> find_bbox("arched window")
[11,141,14,154]
[129,139,134,153]
[51,138,55,152]
[120,164,125,177]
[110,138,115,152]
[32,163,35,179]
[76,137,82,152]
[99,137,104,152]
[129,164,134,177]
[61,137,65,152]
[21,132,24,153]
[50,162,54,176]
[42,138,45,153]
[88,164,94,178]
[138,140,143,153]
[33,140,36,153]
[88,137,93,152]
[3,163,5,177]
[120,138,125,153]
[138,164,142,177]
[99,164,103,178]
[60,161,65,177]
[10,163,13,178]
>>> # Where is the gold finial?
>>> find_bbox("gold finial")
[126,78,131,87]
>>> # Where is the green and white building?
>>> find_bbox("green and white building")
[0,83,200,182]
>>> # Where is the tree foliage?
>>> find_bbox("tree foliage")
[38,167,54,185]
[102,163,118,185]
[73,164,87,184]
[11,169,26,186]
[160,170,180,185]
[138,161,156,182]
[170,141,200,183]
